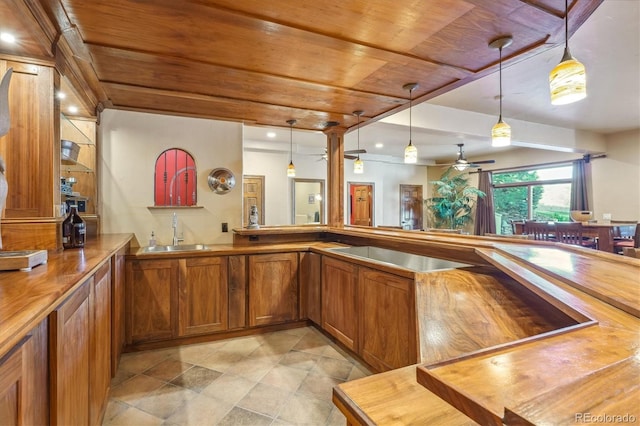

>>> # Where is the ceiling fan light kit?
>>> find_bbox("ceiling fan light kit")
[403,83,419,164]
[353,110,364,174]
[550,0,587,105]
[489,36,513,148]
[286,119,296,177]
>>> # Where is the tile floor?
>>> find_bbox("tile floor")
[102,326,371,425]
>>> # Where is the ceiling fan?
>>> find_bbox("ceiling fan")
[443,144,496,170]
[317,148,366,161]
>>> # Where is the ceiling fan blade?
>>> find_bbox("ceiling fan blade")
[345,149,366,155]
[470,159,496,164]
[344,154,358,160]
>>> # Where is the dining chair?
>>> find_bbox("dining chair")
[523,221,555,241]
[613,223,639,253]
[555,222,598,248]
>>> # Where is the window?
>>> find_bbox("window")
[493,165,572,234]
[154,148,197,206]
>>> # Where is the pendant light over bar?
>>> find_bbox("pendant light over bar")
[286,119,296,177]
[403,83,418,164]
[489,36,513,147]
[549,0,587,105]
[353,110,364,174]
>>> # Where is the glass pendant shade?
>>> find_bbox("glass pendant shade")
[453,161,469,172]
[550,49,587,105]
[404,142,418,163]
[353,157,364,173]
[287,161,296,177]
[491,117,511,147]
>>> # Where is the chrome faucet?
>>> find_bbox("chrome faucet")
[172,212,184,246]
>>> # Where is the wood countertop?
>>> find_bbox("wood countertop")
[0,233,133,358]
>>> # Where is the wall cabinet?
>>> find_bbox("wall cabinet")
[178,257,229,336]
[0,319,48,425]
[248,253,299,327]
[126,259,179,344]
[321,256,358,352]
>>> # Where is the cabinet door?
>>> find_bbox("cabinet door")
[300,252,321,324]
[178,257,229,336]
[228,255,246,330]
[90,261,111,426]
[0,320,48,426]
[358,268,418,372]
[126,259,178,344]
[111,246,126,375]
[321,257,358,351]
[50,280,91,426]
[248,253,298,326]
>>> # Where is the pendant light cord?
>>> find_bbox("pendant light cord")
[289,122,293,162]
[564,0,569,50]
[356,114,360,158]
[409,88,413,144]
[499,46,503,120]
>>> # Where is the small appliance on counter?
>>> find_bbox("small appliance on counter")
[0,250,48,272]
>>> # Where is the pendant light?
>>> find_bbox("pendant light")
[403,83,418,164]
[489,36,512,147]
[353,110,364,174]
[286,119,296,177]
[549,0,586,105]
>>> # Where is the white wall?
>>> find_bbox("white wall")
[99,110,243,246]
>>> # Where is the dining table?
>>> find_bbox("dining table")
[578,222,636,253]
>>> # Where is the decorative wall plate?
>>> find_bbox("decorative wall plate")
[207,168,235,194]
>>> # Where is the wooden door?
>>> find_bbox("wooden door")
[350,184,373,226]
[400,184,423,230]
[321,257,358,351]
[90,261,112,426]
[126,259,179,344]
[243,175,265,226]
[248,253,298,326]
[358,268,418,372]
[50,280,91,426]
[178,257,229,336]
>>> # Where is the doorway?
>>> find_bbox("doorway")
[243,175,265,226]
[400,184,423,230]
[348,182,374,226]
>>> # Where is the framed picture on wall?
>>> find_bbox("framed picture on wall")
[308,194,316,204]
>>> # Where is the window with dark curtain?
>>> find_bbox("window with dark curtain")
[154,148,197,206]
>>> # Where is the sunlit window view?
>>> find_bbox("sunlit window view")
[493,165,572,234]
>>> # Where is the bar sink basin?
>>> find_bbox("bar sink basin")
[141,244,209,253]
[327,246,471,272]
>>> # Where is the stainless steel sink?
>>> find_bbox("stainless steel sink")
[327,246,471,272]
[141,244,209,253]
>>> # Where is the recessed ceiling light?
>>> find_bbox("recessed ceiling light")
[0,32,16,44]
[375,143,384,148]
[68,105,78,114]
[57,91,66,99]
[266,131,276,138]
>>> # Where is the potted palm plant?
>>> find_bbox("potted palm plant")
[425,167,486,230]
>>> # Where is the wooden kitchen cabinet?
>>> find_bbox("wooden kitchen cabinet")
[178,257,229,336]
[126,259,178,344]
[0,319,49,426]
[248,252,299,327]
[50,280,91,425]
[111,246,126,375]
[90,261,112,426]
[321,256,358,352]
[300,251,321,325]
[358,267,418,372]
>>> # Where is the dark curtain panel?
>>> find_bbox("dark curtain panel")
[570,159,591,210]
[474,171,495,235]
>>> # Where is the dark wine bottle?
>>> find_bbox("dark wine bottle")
[62,206,86,249]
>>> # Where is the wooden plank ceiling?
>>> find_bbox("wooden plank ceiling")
[2,0,602,131]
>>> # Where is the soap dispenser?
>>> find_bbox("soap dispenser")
[149,231,156,247]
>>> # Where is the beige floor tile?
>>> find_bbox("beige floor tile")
[311,356,354,380]
[282,326,312,337]
[168,341,224,365]
[245,344,288,363]
[298,373,344,402]
[118,350,170,374]
[170,365,222,392]
[162,393,234,426]
[348,364,371,381]
[279,350,320,371]
[143,358,193,382]
[321,344,350,361]
[218,335,263,356]
[197,350,245,373]
[226,357,276,382]
[261,330,303,348]
[103,405,163,426]
[217,406,273,426]
[276,392,333,425]
[236,382,291,417]
[109,374,166,406]
[201,373,257,405]
[260,364,309,392]
[326,407,348,426]
[292,333,331,355]
[102,399,129,423]
[110,368,136,388]
[135,383,198,419]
